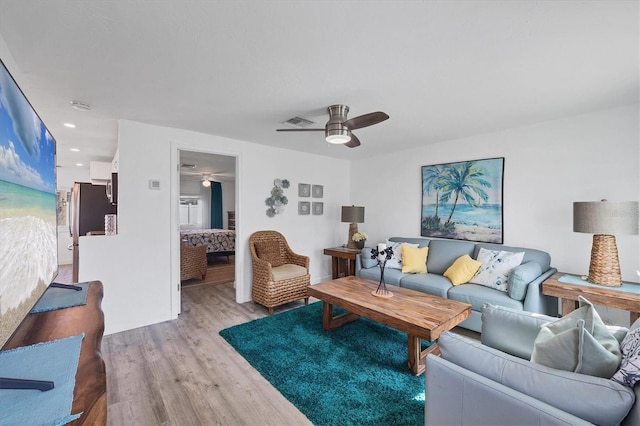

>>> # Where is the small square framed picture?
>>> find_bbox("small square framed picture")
[312,184,323,198]
[298,201,310,215]
[298,183,311,197]
[312,202,323,215]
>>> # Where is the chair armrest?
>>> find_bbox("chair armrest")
[523,267,559,315]
[425,356,590,425]
[285,252,309,270]
[438,332,635,426]
[252,256,272,276]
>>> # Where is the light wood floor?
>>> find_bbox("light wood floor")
[56,264,478,425]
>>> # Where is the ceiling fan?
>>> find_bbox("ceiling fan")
[277,104,389,148]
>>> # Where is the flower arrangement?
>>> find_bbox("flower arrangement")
[370,245,394,298]
[351,232,368,242]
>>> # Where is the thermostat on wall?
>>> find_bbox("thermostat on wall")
[149,180,160,190]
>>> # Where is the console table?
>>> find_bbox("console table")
[542,272,640,325]
[3,281,107,425]
[323,247,362,279]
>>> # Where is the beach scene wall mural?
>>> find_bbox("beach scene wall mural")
[421,157,504,243]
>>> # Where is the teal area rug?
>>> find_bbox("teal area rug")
[219,302,427,425]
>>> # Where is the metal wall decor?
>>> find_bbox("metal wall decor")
[265,178,289,217]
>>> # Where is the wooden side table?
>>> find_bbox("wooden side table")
[323,247,362,279]
[542,272,640,325]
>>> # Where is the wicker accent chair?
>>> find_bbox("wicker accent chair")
[249,230,310,314]
[180,242,208,281]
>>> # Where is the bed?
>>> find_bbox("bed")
[180,229,235,260]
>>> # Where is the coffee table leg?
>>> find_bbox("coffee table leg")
[408,335,441,375]
[322,302,359,331]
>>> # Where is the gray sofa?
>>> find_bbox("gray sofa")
[425,305,639,425]
[355,237,558,332]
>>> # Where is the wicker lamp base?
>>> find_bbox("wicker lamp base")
[587,234,622,287]
[346,223,358,249]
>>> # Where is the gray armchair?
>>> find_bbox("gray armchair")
[425,304,638,426]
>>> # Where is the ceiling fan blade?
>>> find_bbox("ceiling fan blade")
[276,128,325,132]
[343,111,389,130]
[345,133,361,148]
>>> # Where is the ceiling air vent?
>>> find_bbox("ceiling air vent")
[283,116,315,128]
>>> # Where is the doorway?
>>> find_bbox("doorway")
[178,150,237,292]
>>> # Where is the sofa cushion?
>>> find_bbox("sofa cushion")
[448,283,523,312]
[443,255,482,286]
[360,247,378,269]
[481,304,556,360]
[399,273,452,298]
[507,261,542,301]
[401,245,428,273]
[612,328,640,387]
[358,265,406,286]
[470,248,524,292]
[439,332,635,426]
[271,264,307,281]
[426,240,475,275]
[255,240,284,267]
[531,296,622,378]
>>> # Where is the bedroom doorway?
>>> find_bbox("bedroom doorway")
[178,150,236,290]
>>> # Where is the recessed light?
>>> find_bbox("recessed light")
[63,123,76,128]
[70,100,91,111]
[75,163,84,167]
[69,148,80,152]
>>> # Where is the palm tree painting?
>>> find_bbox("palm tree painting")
[421,158,504,243]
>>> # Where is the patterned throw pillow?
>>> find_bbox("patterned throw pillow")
[612,328,640,387]
[384,241,419,270]
[470,248,525,292]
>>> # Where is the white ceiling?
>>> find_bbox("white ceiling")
[0,1,637,171]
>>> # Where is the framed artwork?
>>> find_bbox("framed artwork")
[298,183,310,197]
[421,157,504,243]
[312,202,323,215]
[312,184,323,198]
[298,201,310,215]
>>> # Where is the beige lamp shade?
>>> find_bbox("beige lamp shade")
[573,200,639,286]
[341,205,365,249]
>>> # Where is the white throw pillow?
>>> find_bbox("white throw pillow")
[470,248,525,292]
[384,241,419,270]
[612,328,640,387]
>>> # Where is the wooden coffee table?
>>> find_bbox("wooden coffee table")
[307,276,471,375]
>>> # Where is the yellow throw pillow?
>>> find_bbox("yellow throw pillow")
[401,245,428,274]
[444,255,483,285]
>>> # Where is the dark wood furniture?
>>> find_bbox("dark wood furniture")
[307,276,471,375]
[323,247,361,279]
[3,281,107,425]
[542,272,640,324]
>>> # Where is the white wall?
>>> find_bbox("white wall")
[352,104,639,325]
[81,120,350,335]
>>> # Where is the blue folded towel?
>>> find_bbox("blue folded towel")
[31,282,90,313]
[559,274,640,294]
[0,334,84,425]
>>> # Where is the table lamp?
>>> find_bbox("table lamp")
[341,205,365,249]
[573,200,639,286]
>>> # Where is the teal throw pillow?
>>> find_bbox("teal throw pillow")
[507,261,542,301]
[360,248,377,269]
[531,296,622,378]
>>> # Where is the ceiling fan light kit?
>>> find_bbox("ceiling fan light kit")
[202,179,211,187]
[276,104,389,149]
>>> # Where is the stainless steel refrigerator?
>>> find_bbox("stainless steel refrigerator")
[69,182,117,282]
